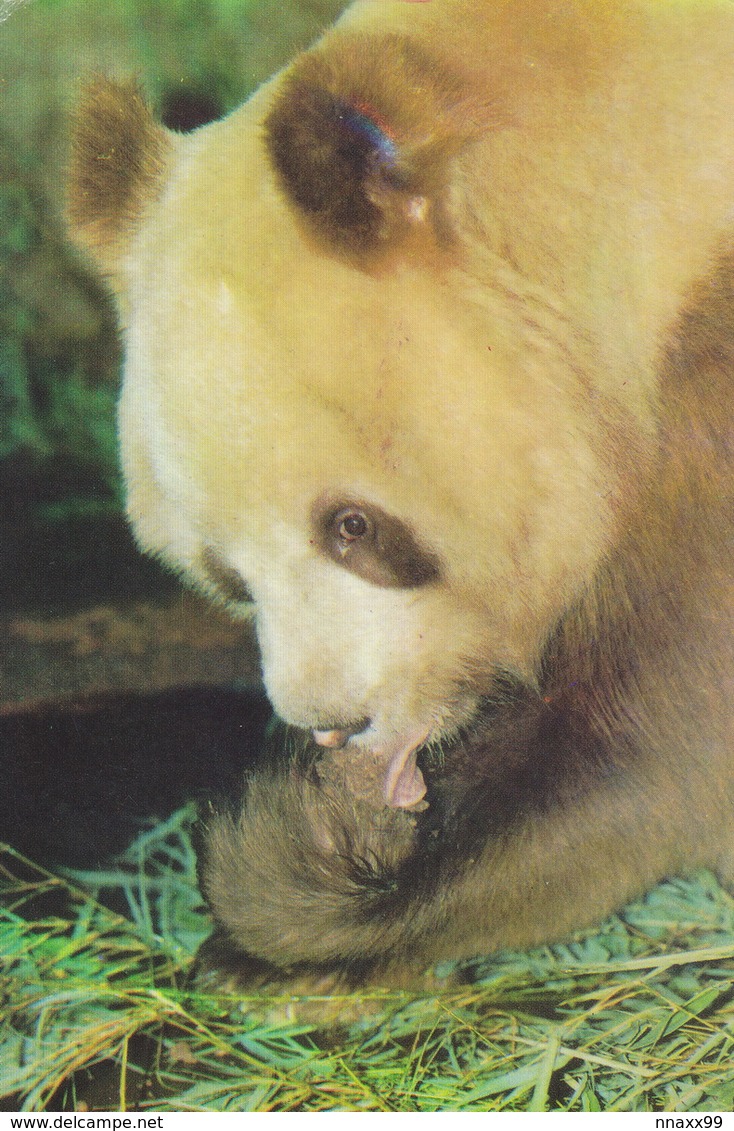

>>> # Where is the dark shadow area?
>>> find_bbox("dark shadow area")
[1,459,177,614]
[160,86,224,132]
[0,686,271,870]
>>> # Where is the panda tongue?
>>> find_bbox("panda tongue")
[381,726,430,809]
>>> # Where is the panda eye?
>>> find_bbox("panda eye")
[313,496,440,588]
[335,508,371,545]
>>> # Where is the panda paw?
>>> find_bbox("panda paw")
[197,764,420,969]
[190,926,453,1028]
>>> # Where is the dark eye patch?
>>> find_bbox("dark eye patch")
[312,497,440,589]
[201,547,254,605]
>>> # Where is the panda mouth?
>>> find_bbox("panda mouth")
[313,724,431,810]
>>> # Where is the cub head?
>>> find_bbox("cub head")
[68,6,631,807]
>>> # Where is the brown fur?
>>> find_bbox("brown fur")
[67,77,172,275]
[264,34,483,254]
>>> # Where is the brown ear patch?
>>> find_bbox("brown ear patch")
[67,77,172,266]
[264,35,480,255]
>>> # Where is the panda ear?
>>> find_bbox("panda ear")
[67,77,172,276]
[264,35,478,256]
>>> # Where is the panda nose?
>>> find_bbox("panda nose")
[312,720,370,749]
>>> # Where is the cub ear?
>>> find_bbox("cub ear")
[264,35,479,256]
[67,77,172,277]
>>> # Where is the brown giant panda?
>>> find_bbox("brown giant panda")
[68,0,734,988]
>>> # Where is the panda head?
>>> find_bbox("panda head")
[67,24,622,807]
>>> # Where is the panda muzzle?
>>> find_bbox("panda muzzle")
[313,723,430,810]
